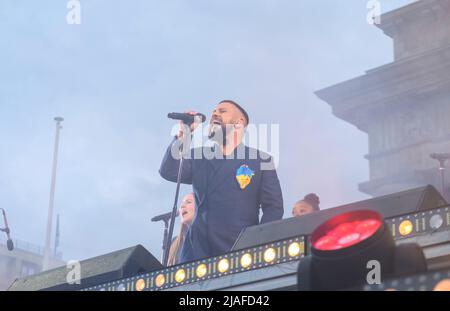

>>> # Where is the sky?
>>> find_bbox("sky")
[0,0,415,263]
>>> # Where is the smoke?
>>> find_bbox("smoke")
[0,0,415,263]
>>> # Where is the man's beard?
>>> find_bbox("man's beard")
[208,123,227,145]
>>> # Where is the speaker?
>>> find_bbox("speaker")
[233,185,447,250]
[8,244,162,291]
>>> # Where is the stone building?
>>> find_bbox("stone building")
[316,0,450,198]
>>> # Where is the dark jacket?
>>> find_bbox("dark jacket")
[159,139,284,262]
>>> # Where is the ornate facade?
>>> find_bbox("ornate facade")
[316,0,450,197]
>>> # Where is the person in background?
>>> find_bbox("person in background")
[292,193,320,217]
[167,192,196,266]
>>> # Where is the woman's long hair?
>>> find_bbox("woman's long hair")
[167,223,189,266]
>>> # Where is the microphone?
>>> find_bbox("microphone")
[151,211,178,223]
[7,239,13,251]
[0,208,13,251]
[167,112,206,124]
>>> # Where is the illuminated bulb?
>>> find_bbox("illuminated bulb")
[135,279,145,291]
[399,220,413,236]
[288,242,301,257]
[240,253,252,268]
[218,258,230,273]
[196,264,207,278]
[338,233,360,247]
[313,218,381,251]
[263,248,276,263]
[155,274,165,288]
[314,235,340,251]
[433,279,450,291]
[175,269,186,283]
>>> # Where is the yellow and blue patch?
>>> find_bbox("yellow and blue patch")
[235,164,255,190]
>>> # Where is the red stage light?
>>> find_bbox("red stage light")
[313,235,340,251]
[312,212,382,251]
[355,219,381,240]
[299,209,426,291]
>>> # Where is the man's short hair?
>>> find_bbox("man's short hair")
[219,100,249,126]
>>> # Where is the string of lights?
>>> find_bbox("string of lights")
[82,205,450,291]
[387,206,450,239]
[83,236,305,291]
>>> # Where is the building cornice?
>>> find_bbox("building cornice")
[315,45,450,131]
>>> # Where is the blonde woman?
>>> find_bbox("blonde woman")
[167,193,196,266]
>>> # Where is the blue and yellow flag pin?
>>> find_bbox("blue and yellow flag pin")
[236,164,255,190]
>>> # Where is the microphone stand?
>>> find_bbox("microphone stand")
[162,218,169,263]
[430,153,450,198]
[163,136,190,267]
[438,159,446,196]
[163,156,184,266]
[162,116,199,266]
[0,208,14,251]
[151,212,172,262]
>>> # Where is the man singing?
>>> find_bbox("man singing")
[159,100,284,262]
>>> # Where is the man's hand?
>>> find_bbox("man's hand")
[177,110,202,139]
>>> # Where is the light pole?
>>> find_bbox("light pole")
[43,117,64,271]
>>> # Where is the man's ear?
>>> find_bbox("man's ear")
[233,118,245,129]
[234,124,243,131]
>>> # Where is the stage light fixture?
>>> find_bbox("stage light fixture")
[399,219,413,236]
[429,214,443,230]
[240,253,252,268]
[288,242,301,257]
[135,279,145,291]
[175,269,186,283]
[82,236,305,291]
[155,274,165,288]
[297,210,426,291]
[263,248,276,263]
[433,279,450,291]
[196,264,207,278]
[218,258,230,273]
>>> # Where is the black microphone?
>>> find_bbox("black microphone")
[1,208,13,251]
[151,211,178,223]
[167,112,206,124]
[7,239,13,251]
